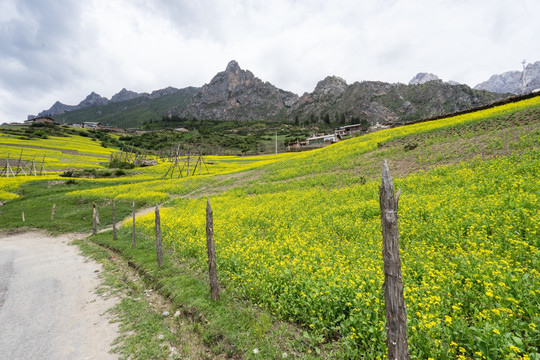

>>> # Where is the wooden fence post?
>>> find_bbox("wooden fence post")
[132,200,136,248]
[206,198,220,301]
[155,204,163,267]
[380,160,409,360]
[92,203,97,235]
[51,203,56,220]
[112,199,117,240]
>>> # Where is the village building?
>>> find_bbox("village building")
[306,133,341,146]
[335,123,366,136]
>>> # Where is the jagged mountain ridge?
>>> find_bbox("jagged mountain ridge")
[408,72,441,85]
[40,87,199,128]
[31,60,523,127]
[474,61,540,94]
[287,76,507,125]
[30,87,185,119]
[177,62,508,124]
[179,60,298,121]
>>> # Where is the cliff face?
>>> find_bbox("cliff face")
[31,60,524,125]
[408,72,441,85]
[474,61,540,94]
[288,78,508,125]
[179,60,298,121]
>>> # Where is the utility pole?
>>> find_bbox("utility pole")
[275,131,278,155]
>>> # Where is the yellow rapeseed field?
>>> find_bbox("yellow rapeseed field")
[127,97,538,358]
[2,96,539,358]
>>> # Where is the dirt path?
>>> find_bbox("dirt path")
[0,231,119,360]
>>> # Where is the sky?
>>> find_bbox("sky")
[1,0,540,122]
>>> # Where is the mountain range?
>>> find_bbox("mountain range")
[474,61,540,94]
[30,60,540,128]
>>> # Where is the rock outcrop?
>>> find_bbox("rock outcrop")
[474,61,540,94]
[180,60,298,121]
[110,88,142,103]
[31,60,523,126]
[288,78,508,125]
[408,72,441,85]
[78,92,109,107]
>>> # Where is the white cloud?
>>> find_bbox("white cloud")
[1,0,539,122]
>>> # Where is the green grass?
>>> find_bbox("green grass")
[0,179,139,234]
[86,230,322,359]
[56,88,198,128]
[1,97,538,359]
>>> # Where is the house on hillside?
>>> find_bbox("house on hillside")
[305,133,341,146]
[335,123,366,136]
[24,116,58,125]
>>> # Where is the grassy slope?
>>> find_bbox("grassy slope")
[56,88,198,128]
[0,97,538,359]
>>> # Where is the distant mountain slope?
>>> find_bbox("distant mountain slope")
[33,92,110,118]
[54,87,198,128]
[474,61,540,94]
[31,60,527,128]
[288,77,508,125]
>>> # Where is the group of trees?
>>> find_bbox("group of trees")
[296,112,370,130]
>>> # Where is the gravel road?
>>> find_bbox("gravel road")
[0,231,119,360]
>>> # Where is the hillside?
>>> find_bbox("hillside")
[3,95,539,359]
[33,61,513,128]
[288,76,507,125]
[49,87,198,128]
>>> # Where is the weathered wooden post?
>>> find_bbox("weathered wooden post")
[155,204,163,267]
[51,203,56,220]
[92,203,97,235]
[132,200,136,248]
[380,160,409,360]
[112,199,117,240]
[206,198,220,301]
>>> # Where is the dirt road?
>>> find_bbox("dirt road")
[0,231,119,360]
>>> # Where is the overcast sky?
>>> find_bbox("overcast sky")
[1,0,539,122]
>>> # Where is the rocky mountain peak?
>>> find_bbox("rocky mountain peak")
[78,92,109,107]
[225,60,241,74]
[111,88,142,103]
[179,61,298,121]
[409,72,441,85]
[475,61,540,94]
[313,76,348,96]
